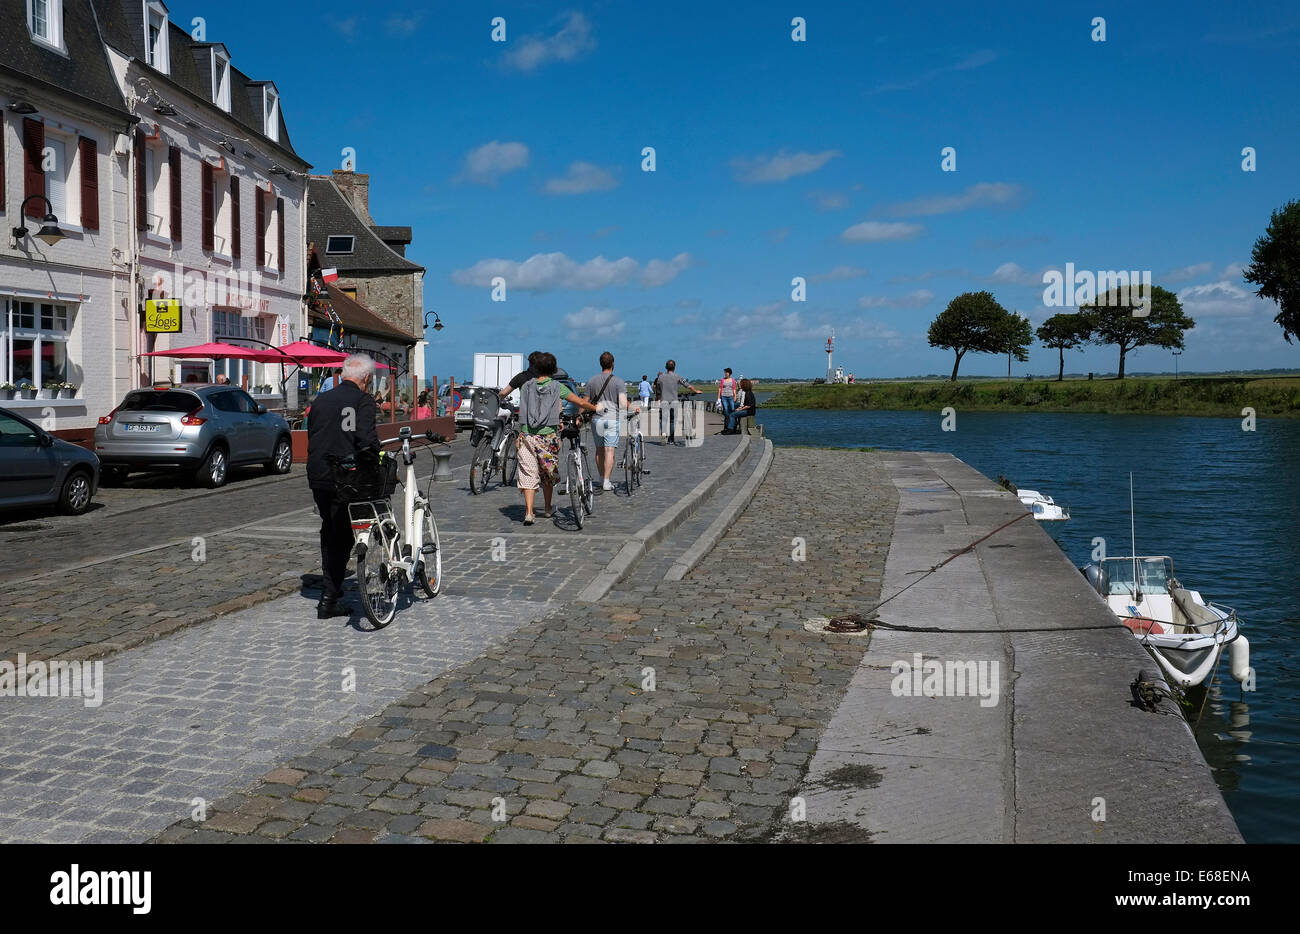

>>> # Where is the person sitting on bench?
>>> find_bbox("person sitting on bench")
[724,379,757,433]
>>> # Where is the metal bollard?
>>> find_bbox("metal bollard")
[430,447,455,481]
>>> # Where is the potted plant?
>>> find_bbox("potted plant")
[60,382,78,399]
[40,380,62,399]
[0,382,15,400]
[17,381,37,400]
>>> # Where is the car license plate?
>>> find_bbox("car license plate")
[125,424,160,433]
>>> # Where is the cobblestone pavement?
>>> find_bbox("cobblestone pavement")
[1,423,735,665]
[152,447,897,843]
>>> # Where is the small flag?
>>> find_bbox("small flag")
[321,268,338,283]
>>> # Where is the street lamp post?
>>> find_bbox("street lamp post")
[1172,350,1183,380]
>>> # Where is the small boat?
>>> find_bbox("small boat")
[1080,555,1249,690]
[1016,489,1070,521]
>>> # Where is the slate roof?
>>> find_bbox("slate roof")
[89,0,308,167]
[310,285,417,344]
[307,176,423,274]
[0,0,133,122]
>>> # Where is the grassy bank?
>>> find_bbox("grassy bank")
[764,376,1300,418]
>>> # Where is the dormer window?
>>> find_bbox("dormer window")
[28,0,64,51]
[144,1,170,74]
[212,48,231,111]
[325,235,354,255]
[263,86,280,142]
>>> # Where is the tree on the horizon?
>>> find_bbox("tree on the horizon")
[1243,198,1300,343]
[1081,285,1193,379]
[1036,313,1093,381]
[927,291,1012,381]
[997,311,1033,377]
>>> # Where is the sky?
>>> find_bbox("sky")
[193,0,1298,381]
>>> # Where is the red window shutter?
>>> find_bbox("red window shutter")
[230,177,241,259]
[23,118,45,218]
[168,145,182,243]
[135,130,146,231]
[276,196,285,273]
[255,188,265,265]
[79,137,100,231]
[201,161,214,251]
[1,115,5,213]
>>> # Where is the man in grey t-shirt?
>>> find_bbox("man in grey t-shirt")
[587,351,627,490]
[656,359,700,445]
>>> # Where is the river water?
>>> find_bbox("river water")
[756,400,1299,843]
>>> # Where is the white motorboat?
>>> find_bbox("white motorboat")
[1081,555,1250,690]
[1016,489,1070,521]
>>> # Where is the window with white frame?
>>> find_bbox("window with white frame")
[41,131,81,228]
[28,0,64,50]
[212,48,231,111]
[212,164,232,255]
[144,1,170,73]
[263,86,279,142]
[212,309,269,388]
[263,196,278,269]
[143,144,169,238]
[2,300,74,389]
[325,235,354,254]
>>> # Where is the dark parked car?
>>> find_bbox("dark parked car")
[0,406,100,515]
[93,385,292,488]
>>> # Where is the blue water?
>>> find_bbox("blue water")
[758,402,1300,843]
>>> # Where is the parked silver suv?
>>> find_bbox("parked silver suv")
[94,386,292,488]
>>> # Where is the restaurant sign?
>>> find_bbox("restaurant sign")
[144,299,182,333]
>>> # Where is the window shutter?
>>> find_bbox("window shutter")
[230,177,241,259]
[276,196,285,273]
[255,187,265,265]
[201,161,214,251]
[168,145,182,243]
[1,114,5,213]
[79,137,100,230]
[135,130,146,231]
[23,118,45,218]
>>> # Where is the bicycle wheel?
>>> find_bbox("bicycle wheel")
[501,432,519,486]
[582,456,595,516]
[633,437,643,488]
[568,450,584,529]
[356,526,398,627]
[469,440,497,495]
[623,440,634,495]
[415,507,442,597]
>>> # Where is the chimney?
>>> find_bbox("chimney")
[332,170,374,224]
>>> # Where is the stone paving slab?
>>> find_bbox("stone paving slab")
[147,447,897,843]
[0,590,552,843]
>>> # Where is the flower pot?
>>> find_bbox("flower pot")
[1,389,14,400]
[60,388,77,399]
[18,388,36,400]
[39,388,59,400]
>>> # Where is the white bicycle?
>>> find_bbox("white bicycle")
[338,427,448,628]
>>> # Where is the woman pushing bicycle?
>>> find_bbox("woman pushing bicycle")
[515,352,599,525]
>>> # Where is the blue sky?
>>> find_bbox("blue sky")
[202,1,1297,380]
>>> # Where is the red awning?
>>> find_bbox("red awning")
[140,341,276,360]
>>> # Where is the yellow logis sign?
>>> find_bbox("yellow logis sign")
[145,299,182,333]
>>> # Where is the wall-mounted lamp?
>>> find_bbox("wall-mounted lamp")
[8,100,38,115]
[12,195,66,247]
[423,310,444,333]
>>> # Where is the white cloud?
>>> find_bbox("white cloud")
[544,161,618,195]
[989,261,1041,286]
[457,141,530,185]
[640,253,693,287]
[1178,280,1272,319]
[451,252,691,292]
[731,149,842,184]
[385,13,423,35]
[841,221,923,243]
[882,182,1024,217]
[1163,261,1214,283]
[873,49,998,93]
[811,265,868,283]
[501,12,596,72]
[808,190,850,211]
[563,306,624,338]
[1222,261,1247,279]
[857,289,934,309]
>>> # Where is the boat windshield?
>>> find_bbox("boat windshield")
[1102,557,1172,595]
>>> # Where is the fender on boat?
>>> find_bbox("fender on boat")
[1230,635,1250,684]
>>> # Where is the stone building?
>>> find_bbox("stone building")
[306,170,424,379]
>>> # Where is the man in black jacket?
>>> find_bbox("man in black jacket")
[306,354,380,618]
